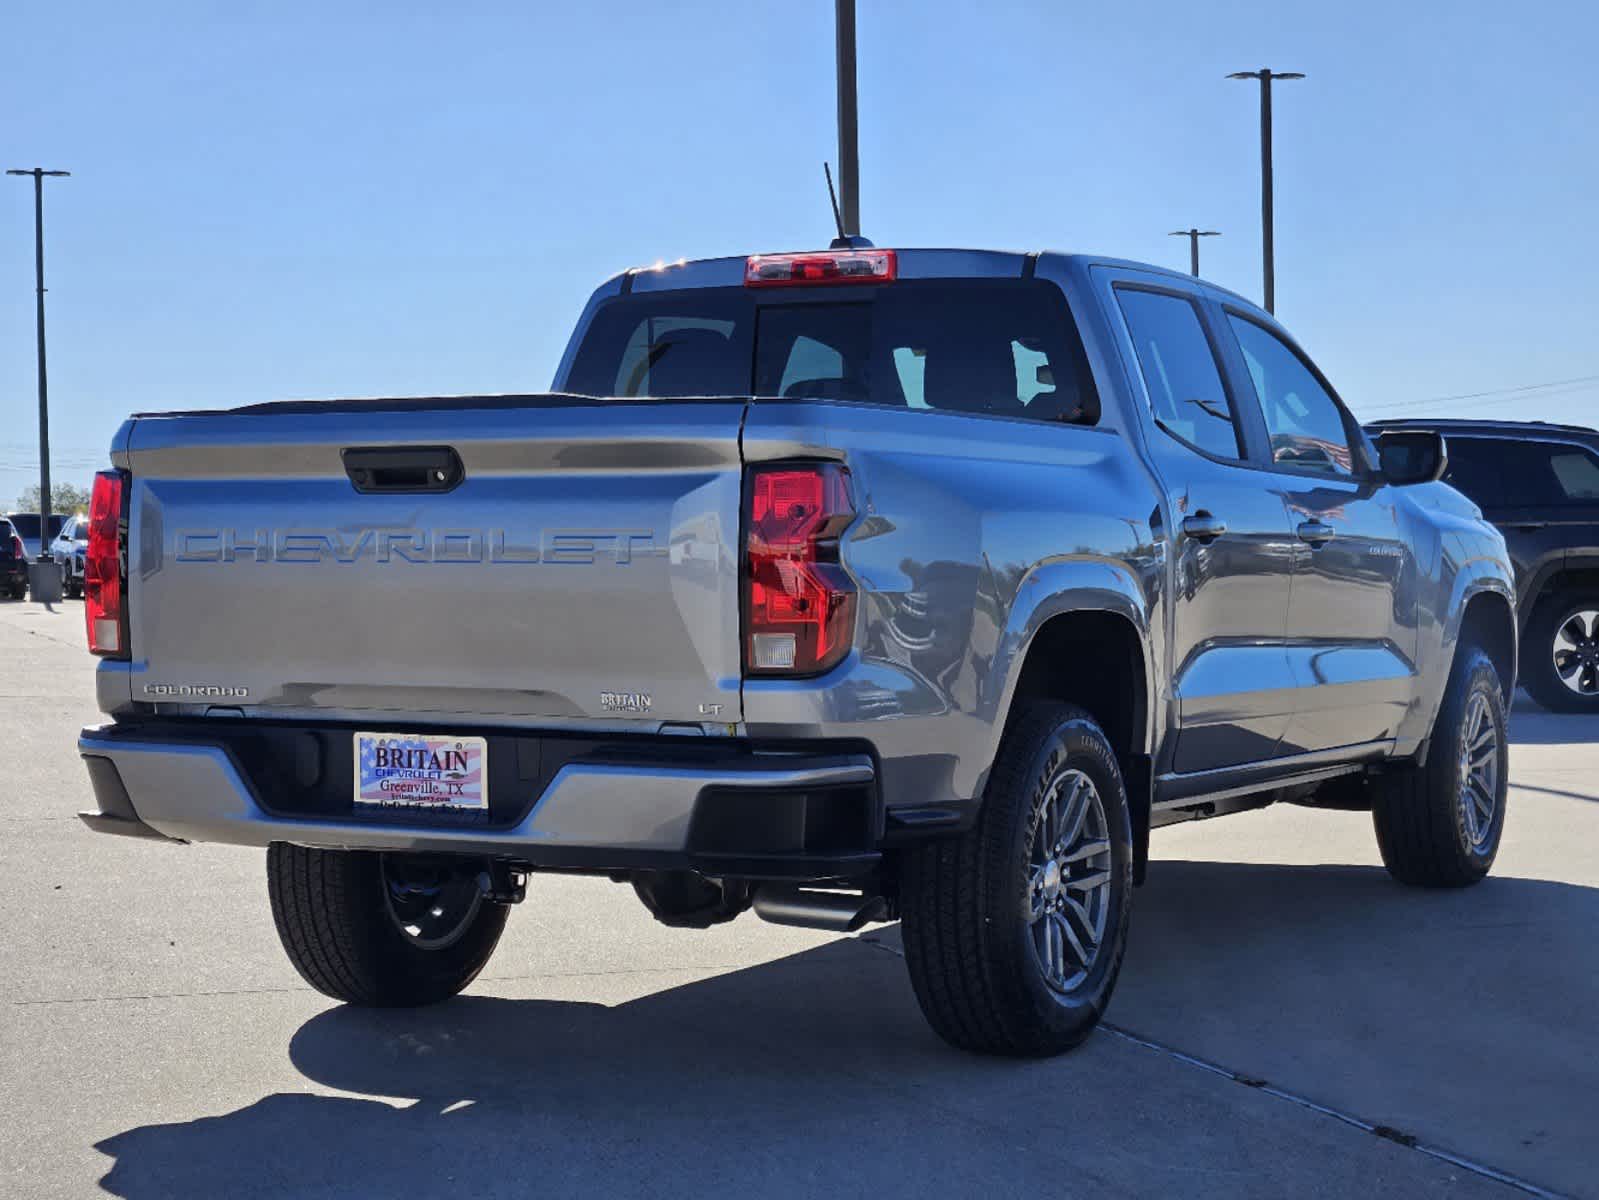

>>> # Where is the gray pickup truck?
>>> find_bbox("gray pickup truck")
[78,246,1517,1056]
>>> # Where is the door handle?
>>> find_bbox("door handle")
[1181,512,1228,543]
[1297,519,1335,547]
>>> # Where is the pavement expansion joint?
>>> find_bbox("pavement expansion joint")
[851,932,1568,1200]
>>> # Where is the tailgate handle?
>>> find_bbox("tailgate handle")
[342,446,464,493]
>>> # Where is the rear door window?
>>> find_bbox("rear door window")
[1114,288,1242,460]
[567,280,1100,425]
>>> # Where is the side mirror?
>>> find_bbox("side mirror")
[1373,429,1448,486]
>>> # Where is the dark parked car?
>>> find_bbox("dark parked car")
[6,512,67,559]
[1368,418,1599,711]
[0,518,28,599]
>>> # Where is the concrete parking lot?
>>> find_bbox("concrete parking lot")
[2,598,1595,1199]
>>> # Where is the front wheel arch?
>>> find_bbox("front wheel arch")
[1456,589,1517,701]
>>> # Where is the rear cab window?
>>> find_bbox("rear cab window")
[565,279,1100,425]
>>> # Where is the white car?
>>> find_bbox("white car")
[49,515,88,599]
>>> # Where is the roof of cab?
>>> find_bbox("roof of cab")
[611,247,1261,310]
[1365,417,1599,437]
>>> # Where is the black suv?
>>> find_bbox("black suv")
[1368,418,1599,711]
[0,518,27,599]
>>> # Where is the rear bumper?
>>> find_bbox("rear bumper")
[78,722,883,879]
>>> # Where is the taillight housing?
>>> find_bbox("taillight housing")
[745,249,896,288]
[9,534,22,560]
[85,469,128,658]
[744,463,857,675]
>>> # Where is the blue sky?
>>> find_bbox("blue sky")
[3,0,1596,506]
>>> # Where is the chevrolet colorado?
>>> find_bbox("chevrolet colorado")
[77,246,1517,1055]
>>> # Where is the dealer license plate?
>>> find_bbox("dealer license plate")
[353,732,488,813]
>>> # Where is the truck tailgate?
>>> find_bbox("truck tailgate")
[123,398,746,726]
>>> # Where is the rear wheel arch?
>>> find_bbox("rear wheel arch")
[1005,610,1151,762]
[1002,609,1152,881]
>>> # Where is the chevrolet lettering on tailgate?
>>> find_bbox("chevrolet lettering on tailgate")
[173,528,658,565]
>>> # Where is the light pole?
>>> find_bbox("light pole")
[834,0,860,239]
[6,167,70,599]
[1226,68,1303,313]
[1168,228,1220,277]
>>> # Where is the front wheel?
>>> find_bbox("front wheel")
[1372,646,1508,887]
[900,703,1134,1056]
[267,845,509,1006]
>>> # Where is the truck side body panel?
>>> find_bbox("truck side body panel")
[740,398,1163,812]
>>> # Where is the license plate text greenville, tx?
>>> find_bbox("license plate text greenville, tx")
[354,734,488,811]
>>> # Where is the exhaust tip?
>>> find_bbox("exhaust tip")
[751,885,889,932]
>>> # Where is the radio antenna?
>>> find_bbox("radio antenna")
[823,162,846,243]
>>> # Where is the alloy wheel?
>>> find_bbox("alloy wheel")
[1551,609,1599,697]
[1456,691,1500,850]
[1025,768,1114,993]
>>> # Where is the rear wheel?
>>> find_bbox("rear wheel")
[900,703,1133,1056]
[1522,591,1599,713]
[267,845,509,1006]
[1372,646,1507,887]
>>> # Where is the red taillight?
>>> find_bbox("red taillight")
[9,535,21,560]
[745,464,857,675]
[745,249,896,288]
[85,469,128,658]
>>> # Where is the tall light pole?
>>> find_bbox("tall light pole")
[1226,69,1303,313]
[834,0,860,238]
[1168,228,1220,277]
[6,167,70,581]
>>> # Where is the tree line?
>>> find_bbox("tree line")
[14,483,92,514]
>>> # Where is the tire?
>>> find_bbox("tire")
[900,703,1134,1056]
[1372,646,1507,887]
[267,844,509,1006]
[1520,591,1599,713]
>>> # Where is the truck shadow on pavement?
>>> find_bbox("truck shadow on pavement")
[91,861,1599,1199]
